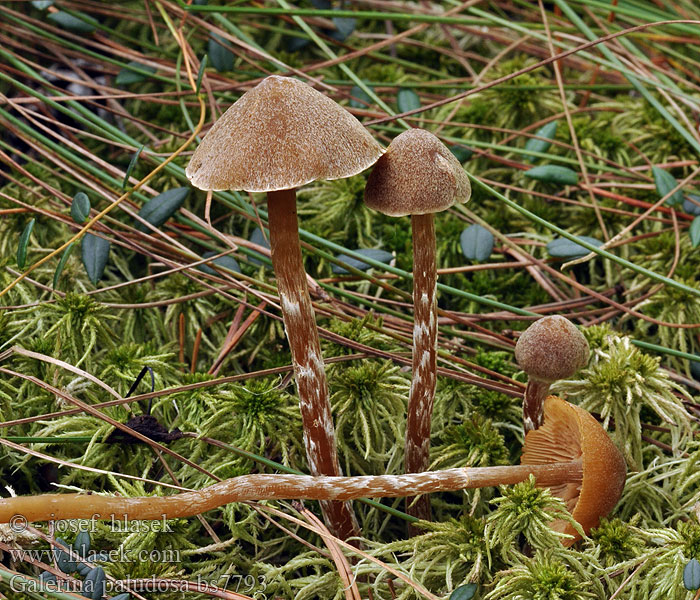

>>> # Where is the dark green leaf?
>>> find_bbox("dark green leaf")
[652,166,684,206]
[39,571,57,584]
[450,583,478,600]
[684,194,700,216]
[525,121,558,161]
[73,531,90,557]
[249,227,270,266]
[115,61,156,86]
[54,538,76,573]
[460,224,494,262]
[690,356,700,381]
[123,145,143,190]
[53,242,76,290]
[77,562,92,577]
[349,85,372,108]
[524,165,578,186]
[195,55,208,94]
[82,566,106,599]
[47,11,95,33]
[332,249,393,274]
[547,235,603,259]
[71,191,91,224]
[330,16,356,41]
[111,595,131,600]
[684,558,700,590]
[397,88,420,113]
[450,145,473,163]
[208,34,234,72]
[690,216,700,248]
[136,187,189,232]
[31,1,53,9]
[16,218,35,269]
[199,252,241,276]
[81,233,110,285]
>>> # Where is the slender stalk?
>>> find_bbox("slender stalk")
[266,188,359,542]
[405,213,438,525]
[523,380,551,433]
[0,461,583,523]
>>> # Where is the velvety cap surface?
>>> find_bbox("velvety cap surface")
[515,315,589,383]
[186,76,384,193]
[364,128,471,217]
[522,396,626,545]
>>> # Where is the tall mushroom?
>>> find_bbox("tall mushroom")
[364,128,471,523]
[1,397,625,546]
[186,75,383,540]
[515,315,589,433]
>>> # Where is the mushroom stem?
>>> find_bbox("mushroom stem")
[405,212,438,524]
[523,379,550,433]
[0,461,583,523]
[266,188,359,541]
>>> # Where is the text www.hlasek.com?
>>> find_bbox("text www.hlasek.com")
[7,546,181,564]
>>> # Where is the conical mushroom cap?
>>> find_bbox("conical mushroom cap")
[186,76,384,193]
[515,315,589,383]
[364,128,471,217]
[521,395,626,546]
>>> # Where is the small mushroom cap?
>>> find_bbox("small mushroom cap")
[186,75,384,193]
[521,395,626,546]
[515,315,589,383]
[363,128,471,217]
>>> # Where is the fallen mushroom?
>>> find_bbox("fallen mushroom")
[364,128,471,523]
[515,315,589,433]
[0,398,624,546]
[186,75,384,541]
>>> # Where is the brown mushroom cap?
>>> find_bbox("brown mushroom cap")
[521,395,626,545]
[515,315,589,383]
[185,76,384,193]
[363,128,471,217]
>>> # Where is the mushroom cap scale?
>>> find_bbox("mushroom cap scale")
[364,128,471,217]
[186,76,384,193]
[515,315,589,383]
[521,395,626,545]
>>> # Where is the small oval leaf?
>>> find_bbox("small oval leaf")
[16,218,35,269]
[76,562,92,577]
[652,166,684,206]
[690,216,700,248]
[450,145,473,163]
[525,121,558,161]
[684,194,700,216]
[199,252,241,276]
[123,145,143,190]
[53,242,76,290]
[71,191,91,223]
[690,356,700,382]
[208,34,235,72]
[115,61,156,86]
[524,165,578,186]
[32,0,54,9]
[547,235,603,259]
[111,594,131,600]
[349,85,373,108]
[82,566,106,599]
[136,187,189,232]
[249,227,270,266]
[450,583,478,600]
[73,531,90,557]
[330,17,356,41]
[397,88,420,113]
[332,249,393,274]
[684,558,700,590]
[460,224,494,262]
[47,11,95,33]
[54,538,77,573]
[81,233,110,285]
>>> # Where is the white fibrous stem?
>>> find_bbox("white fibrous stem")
[405,213,438,525]
[267,188,359,541]
[0,461,583,523]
